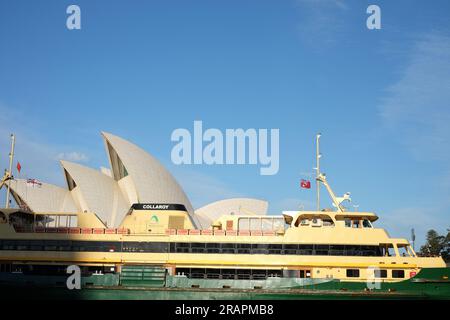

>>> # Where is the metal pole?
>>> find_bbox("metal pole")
[316,133,321,211]
[6,134,15,208]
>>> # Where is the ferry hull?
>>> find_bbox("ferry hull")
[0,267,449,300]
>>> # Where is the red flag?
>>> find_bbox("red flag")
[16,162,21,173]
[300,179,311,189]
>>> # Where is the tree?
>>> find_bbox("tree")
[442,229,450,262]
[419,229,449,262]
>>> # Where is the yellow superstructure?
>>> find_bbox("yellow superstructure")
[0,201,445,284]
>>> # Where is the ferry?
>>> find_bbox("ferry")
[0,134,448,300]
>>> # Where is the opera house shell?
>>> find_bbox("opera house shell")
[8,132,267,229]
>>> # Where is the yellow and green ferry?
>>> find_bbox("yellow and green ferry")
[0,135,448,300]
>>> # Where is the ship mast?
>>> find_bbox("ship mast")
[314,133,351,213]
[5,134,15,208]
[315,133,321,211]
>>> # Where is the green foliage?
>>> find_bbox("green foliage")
[419,229,450,262]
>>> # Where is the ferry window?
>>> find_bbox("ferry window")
[191,242,205,253]
[206,268,220,279]
[299,270,311,278]
[392,270,405,278]
[380,244,396,257]
[323,219,334,227]
[191,268,206,279]
[374,269,387,278]
[252,243,268,254]
[344,219,351,228]
[221,243,236,254]
[329,245,345,256]
[175,242,190,253]
[252,269,267,280]
[29,241,43,251]
[45,215,57,228]
[221,269,236,279]
[283,244,298,255]
[59,216,68,227]
[267,270,282,278]
[273,218,286,231]
[261,218,273,230]
[238,218,250,231]
[68,215,78,227]
[57,241,72,251]
[315,245,329,255]
[206,243,220,254]
[250,218,261,231]
[237,243,251,254]
[346,269,360,278]
[268,244,282,254]
[237,269,251,280]
[352,220,360,228]
[176,268,190,277]
[362,219,372,228]
[398,246,410,257]
[298,245,313,255]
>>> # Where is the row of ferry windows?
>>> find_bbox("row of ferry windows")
[175,268,405,280]
[176,268,285,280]
[346,269,405,278]
[169,243,383,256]
[0,239,384,256]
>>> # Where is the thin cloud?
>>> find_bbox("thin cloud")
[56,152,89,163]
[0,103,77,185]
[294,0,350,48]
[379,32,450,161]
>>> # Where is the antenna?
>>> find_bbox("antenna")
[5,134,16,208]
[314,134,352,213]
[316,133,321,211]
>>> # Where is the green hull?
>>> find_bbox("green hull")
[1,267,449,300]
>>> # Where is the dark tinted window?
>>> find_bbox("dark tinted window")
[392,270,405,278]
[346,269,360,277]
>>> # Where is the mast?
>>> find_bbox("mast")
[314,133,351,213]
[5,134,15,208]
[316,133,321,211]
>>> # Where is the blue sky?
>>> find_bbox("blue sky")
[0,0,449,247]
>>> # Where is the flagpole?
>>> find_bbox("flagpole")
[6,134,15,208]
[316,133,321,211]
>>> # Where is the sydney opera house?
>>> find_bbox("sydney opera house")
[7,132,268,229]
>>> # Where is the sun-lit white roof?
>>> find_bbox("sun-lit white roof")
[8,179,78,213]
[102,131,198,226]
[60,160,129,228]
[194,198,268,229]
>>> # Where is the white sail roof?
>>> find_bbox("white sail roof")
[8,179,78,213]
[60,160,129,228]
[102,131,198,226]
[194,198,268,229]
[5,132,268,229]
